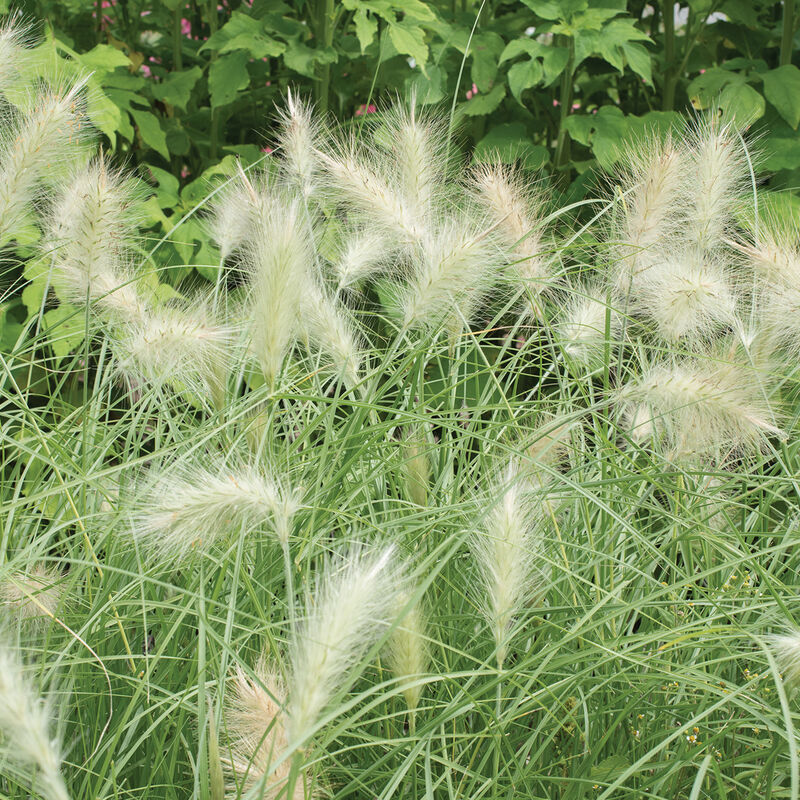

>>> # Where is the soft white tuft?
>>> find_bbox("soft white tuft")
[131,458,301,562]
[288,544,403,744]
[0,643,69,800]
[472,462,545,667]
[619,357,782,457]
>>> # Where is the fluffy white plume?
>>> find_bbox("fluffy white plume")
[301,282,362,387]
[473,462,545,667]
[0,565,63,626]
[245,194,316,387]
[471,163,548,289]
[0,643,69,800]
[46,157,145,322]
[207,169,268,261]
[223,658,314,799]
[0,15,31,96]
[288,544,402,744]
[768,628,800,688]
[317,144,425,245]
[332,228,392,289]
[612,134,686,289]
[375,94,448,213]
[112,304,232,395]
[619,357,781,457]
[276,89,321,200]
[399,219,498,331]
[131,458,301,562]
[385,591,428,713]
[685,120,747,254]
[0,80,90,245]
[558,285,619,369]
[632,252,736,343]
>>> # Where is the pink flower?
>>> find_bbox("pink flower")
[699,68,706,74]
[367,103,376,113]
[553,99,559,106]
[140,9,151,16]
[466,90,473,100]
[140,64,152,78]
[571,102,580,110]
[355,103,376,116]
[471,83,478,94]
[261,146,273,154]
[265,80,271,86]
[180,165,190,178]
[181,18,191,36]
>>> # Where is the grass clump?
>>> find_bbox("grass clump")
[3,19,800,800]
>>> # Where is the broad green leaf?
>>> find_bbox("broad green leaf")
[150,67,202,111]
[564,106,629,168]
[85,86,124,147]
[146,165,181,209]
[461,84,506,116]
[473,123,549,169]
[763,65,800,129]
[717,81,765,125]
[43,304,87,366]
[76,44,131,79]
[400,0,435,22]
[472,49,498,91]
[208,51,251,108]
[195,241,223,282]
[130,108,170,159]
[406,64,445,104]
[508,59,544,102]
[21,257,50,317]
[541,45,570,85]
[760,136,800,171]
[521,0,587,19]
[622,41,652,83]
[220,31,285,59]
[353,9,378,52]
[283,41,337,78]
[499,39,541,65]
[202,11,265,52]
[721,0,760,27]
[388,22,428,70]
[470,32,505,91]
[687,67,739,105]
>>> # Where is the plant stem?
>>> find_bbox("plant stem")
[781,0,796,67]
[282,540,296,639]
[553,36,575,185]
[315,0,335,114]
[207,0,220,161]
[173,6,184,71]
[662,1,676,110]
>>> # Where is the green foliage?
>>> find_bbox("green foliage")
[8,0,799,198]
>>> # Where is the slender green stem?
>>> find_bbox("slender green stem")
[781,0,796,67]
[553,36,575,184]
[197,561,209,800]
[315,0,335,114]
[282,540,296,639]
[207,0,220,161]
[284,750,303,800]
[662,1,676,110]
[173,6,184,72]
